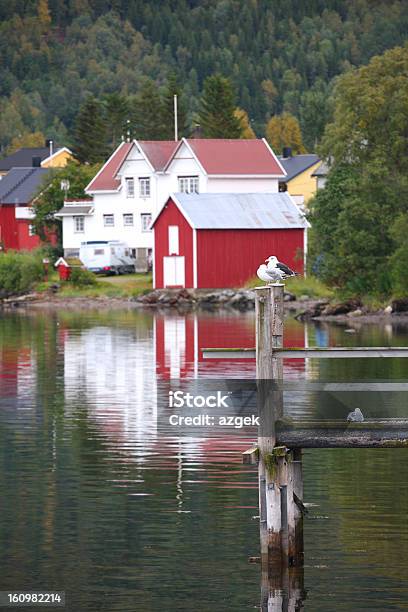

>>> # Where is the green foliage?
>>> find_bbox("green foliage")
[133,79,166,140]
[198,75,242,138]
[69,267,97,287]
[103,93,130,149]
[0,3,407,151]
[0,251,43,297]
[32,161,100,244]
[389,214,408,296]
[310,46,408,296]
[161,74,188,139]
[73,96,110,164]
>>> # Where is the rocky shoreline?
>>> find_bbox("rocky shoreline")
[3,287,408,320]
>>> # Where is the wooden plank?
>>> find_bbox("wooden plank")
[203,347,408,359]
[242,446,259,465]
[276,420,408,448]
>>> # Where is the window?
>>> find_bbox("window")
[94,249,104,255]
[139,177,151,198]
[74,216,84,233]
[125,177,135,198]
[123,213,134,226]
[178,176,199,194]
[141,213,152,232]
[168,225,179,255]
[103,214,114,227]
[28,224,36,236]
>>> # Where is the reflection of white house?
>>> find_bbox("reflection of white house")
[57,138,286,270]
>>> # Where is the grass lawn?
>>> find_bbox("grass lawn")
[37,272,153,299]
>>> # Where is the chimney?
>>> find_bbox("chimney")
[32,156,42,167]
[45,139,54,156]
[282,146,292,158]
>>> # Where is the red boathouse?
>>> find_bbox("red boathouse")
[152,192,308,289]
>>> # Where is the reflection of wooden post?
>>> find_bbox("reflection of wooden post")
[255,285,284,574]
[255,284,305,597]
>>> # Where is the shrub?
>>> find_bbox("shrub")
[69,267,97,287]
[0,251,44,297]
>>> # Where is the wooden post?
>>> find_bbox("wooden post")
[255,285,284,574]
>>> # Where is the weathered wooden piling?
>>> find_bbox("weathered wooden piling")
[255,285,304,577]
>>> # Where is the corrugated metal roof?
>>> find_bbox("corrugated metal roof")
[169,192,309,229]
[0,167,52,204]
[55,205,94,216]
[277,154,320,181]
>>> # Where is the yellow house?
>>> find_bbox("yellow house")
[0,145,73,178]
[41,147,73,168]
[278,152,321,209]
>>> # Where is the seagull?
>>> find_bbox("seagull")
[347,408,364,422]
[256,255,296,285]
[266,256,296,277]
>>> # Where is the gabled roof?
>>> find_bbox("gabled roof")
[138,141,179,171]
[311,161,329,177]
[86,142,133,192]
[152,192,309,230]
[0,167,52,204]
[86,138,285,192]
[0,147,51,171]
[183,139,286,176]
[277,154,320,182]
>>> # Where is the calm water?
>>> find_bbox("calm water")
[1,308,408,611]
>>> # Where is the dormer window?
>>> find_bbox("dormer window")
[139,177,151,198]
[125,177,135,198]
[178,176,199,194]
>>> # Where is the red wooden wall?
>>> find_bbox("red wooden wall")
[197,228,304,288]
[0,205,42,250]
[154,199,194,288]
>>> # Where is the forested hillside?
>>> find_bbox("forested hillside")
[0,0,407,152]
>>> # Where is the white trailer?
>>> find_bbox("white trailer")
[80,241,136,275]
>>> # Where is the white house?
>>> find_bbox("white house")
[56,138,286,270]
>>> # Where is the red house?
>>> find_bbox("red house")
[152,192,308,289]
[0,167,52,250]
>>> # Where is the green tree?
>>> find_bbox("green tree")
[133,80,165,140]
[198,75,242,138]
[161,74,189,139]
[313,45,408,296]
[72,96,109,164]
[32,162,100,244]
[265,112,306,155]
[103,93,130,149]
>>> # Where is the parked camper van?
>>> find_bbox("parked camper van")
[80,241,136,275]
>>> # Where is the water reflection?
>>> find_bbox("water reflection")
[0,309,408,610]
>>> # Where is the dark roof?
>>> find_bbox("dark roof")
[0,167,52,204]
[0,147,53,171]
[55,205,94,216]
[277,154,320,182]
[153,192,309,230]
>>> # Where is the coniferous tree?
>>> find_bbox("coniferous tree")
[103,93,131,148]
[198,75,242,138]
[72,96,109,163]
[161,75,188,139]
[133,80,165,140]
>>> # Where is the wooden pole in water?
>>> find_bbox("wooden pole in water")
[255,285,284,575]
[255,284,304,585]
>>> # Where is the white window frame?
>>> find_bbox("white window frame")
[178,176,199,194]
[168,225,179,255]
[125,177,135,198]
[139,177,151,198]
[141,213,152,232]
[74,216,85,233]
[123,213,134,226]
[28,224,36,236]
[103,214,115,227]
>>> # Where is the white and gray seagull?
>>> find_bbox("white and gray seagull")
[257,255,296,285]
[347,408,364,422]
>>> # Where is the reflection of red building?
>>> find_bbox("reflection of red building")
[155,311,306,379]
[0,346,33,398]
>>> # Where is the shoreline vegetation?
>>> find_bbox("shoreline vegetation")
[2,257,408,321]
